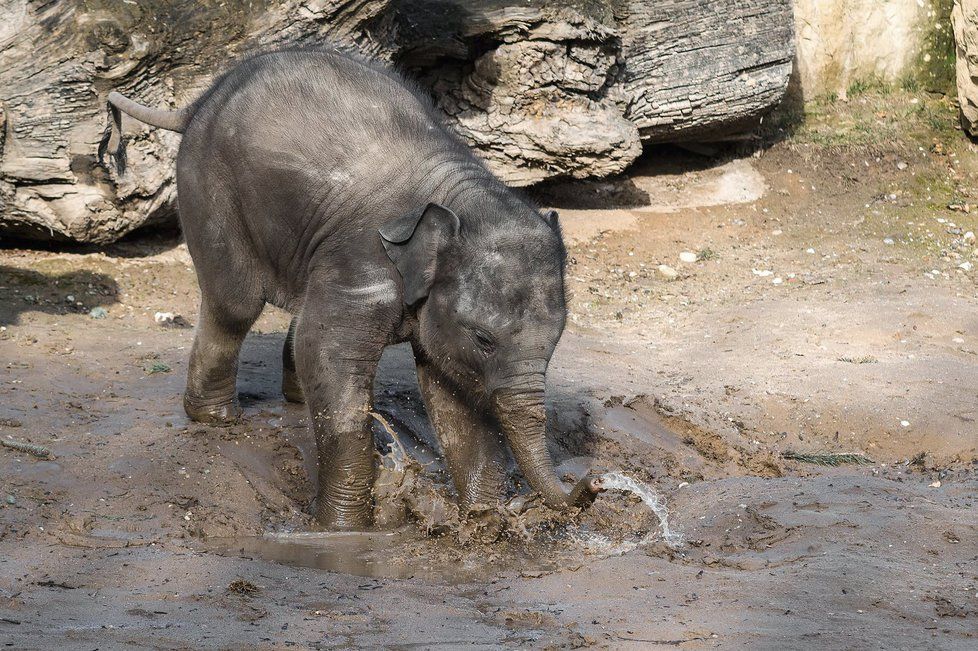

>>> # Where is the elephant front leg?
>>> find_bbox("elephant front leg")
[415,355,508,511]
[294,285,395,530]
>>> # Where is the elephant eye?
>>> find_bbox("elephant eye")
[472,329,496,356]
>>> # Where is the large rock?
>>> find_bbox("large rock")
[954,0,978,135]
[0,0,794,243]
[795,0,947,100]
[391,2,641,186]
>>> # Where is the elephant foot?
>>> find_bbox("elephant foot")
[183,393,242,425]
[311,495,374,531]
[312,511,373,531]
[282,370,305,403]
[458,489,505,515]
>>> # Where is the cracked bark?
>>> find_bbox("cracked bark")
[0,0,793,243]
[620,0,796,142]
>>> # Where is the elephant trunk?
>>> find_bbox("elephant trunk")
[491,379,603,510]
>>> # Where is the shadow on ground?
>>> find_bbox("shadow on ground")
[528,143,747,210]
[0,265,119,326]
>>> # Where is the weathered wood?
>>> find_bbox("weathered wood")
[621,0,795,142]
[0,0,389,243]
[387,1,641,186]
[0,0,793,243]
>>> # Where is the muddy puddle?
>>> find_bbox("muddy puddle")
[199,529,573,582]
[197,465,684,583]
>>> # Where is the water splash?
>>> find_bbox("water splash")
[371,411,408,472]
[575,472,684,554]
[601,472,684,548]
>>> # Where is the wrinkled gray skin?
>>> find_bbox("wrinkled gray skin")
[100,48,603,530]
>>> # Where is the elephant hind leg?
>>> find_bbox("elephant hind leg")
[184,293,263,424]
[282,316,304,403]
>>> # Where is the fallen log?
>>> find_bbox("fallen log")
[620,0,795,142]
[0,0,793,243]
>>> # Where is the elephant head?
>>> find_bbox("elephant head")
[380,201,603,510]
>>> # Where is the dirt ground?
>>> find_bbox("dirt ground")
[1,90,977,649]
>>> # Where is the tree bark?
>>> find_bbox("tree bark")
[620,0,795,142]
[384,1,642,186]
[0,0,793,243]
[0,0,391,243]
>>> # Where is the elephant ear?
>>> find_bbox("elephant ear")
[540,210,560,233]
[541,209,559,229]
[379,203,461,306]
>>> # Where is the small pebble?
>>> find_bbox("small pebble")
[89,307,108,319]
[929,480,941,488]
[900,420,910,427]
[679,251,697,263]
[883,237,894,245]
[5,495,14,505]
[657,264,679,280]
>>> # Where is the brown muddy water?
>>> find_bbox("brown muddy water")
[200,530,506,581]
[1,295,975,648]
[201,529,567,582]
[199,467,682,583]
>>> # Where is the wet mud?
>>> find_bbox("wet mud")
[2,138,978,648]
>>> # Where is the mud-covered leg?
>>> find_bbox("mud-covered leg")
[183,296,262,424]
[282,316,304,403]
[415,353,508,510]
[296,278,397,529]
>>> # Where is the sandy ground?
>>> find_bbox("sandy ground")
[1,92,977,649]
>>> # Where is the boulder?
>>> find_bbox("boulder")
[795,0,938,100]
[388,2,642,186]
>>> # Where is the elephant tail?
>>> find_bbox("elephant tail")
[98,91,194,176]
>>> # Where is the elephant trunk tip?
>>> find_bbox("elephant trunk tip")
[567,474,606,509]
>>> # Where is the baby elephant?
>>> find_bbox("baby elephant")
[99,48,603,529]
